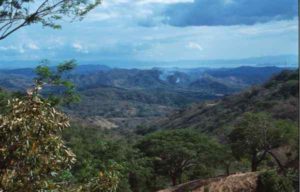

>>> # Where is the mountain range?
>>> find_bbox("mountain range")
[0,65,292,129]
[0,55,297,69]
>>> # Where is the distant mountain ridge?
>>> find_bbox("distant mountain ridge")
[0,65,286,92]
[0,54,297,69]
[0,65,290,129]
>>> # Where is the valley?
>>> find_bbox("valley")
[0,64,298,192]
[0,65,287,130]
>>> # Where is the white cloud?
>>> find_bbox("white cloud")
[0,45,25,53]
[72,42,89,53]
[187,42,203,51]
[101,0,131,8]
[86,12,119,22]
[0,45,14,51]
[0,41,39,54]
[137,0,193,5]
[238,19,298,35]
[27,42,40,50]
[0,1,297,63]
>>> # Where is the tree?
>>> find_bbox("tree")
[136,129,220,186]
[0,0,101,41]
[83,162,123,192]
[0,89,76,191]
[0,63,77,191]
[63,125,153,192]
[34,59,80,106]
[0,62,124,192]
[0,88,10,114]
[217,145,236,176]
[229,112,297,172]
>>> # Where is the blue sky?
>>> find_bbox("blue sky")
[0,0,298,67]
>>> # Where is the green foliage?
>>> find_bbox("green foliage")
[135,125,158,135]
[0,88,10,114]
[257,171,293,192]
[136,129,221,186]
[0,61,129,192]
[215,145,237,175]
[0,0,101,40]
[63,126,153,192]
[84,162,122,192]
[56,170,75,183]
[266,70,299,99]
[229,112,298,171]
[274,120,298,147]
[34,60,80,106]
[63,126,122,182]
[0,96,76,191]
[230,113,275,160]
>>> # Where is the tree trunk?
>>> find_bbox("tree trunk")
[226,164,230,176]
[251,163,258,172]
[268,151,285,173]
[128,172,139,192]
[171,175,177,186]
[251,153,258,172]
[178,173,182,184]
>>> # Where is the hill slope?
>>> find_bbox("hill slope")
[155,70,299,136]
[158,172,258,192]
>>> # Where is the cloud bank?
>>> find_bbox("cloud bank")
[0,0,298,65]
[163,0,298,26]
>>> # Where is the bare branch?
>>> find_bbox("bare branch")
[0,0,101,41]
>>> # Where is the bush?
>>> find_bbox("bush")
[257,170,293,192]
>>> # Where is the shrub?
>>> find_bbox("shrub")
[257,170,293,192]
[0,96,76,191]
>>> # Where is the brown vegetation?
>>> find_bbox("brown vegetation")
[158,172,258,192]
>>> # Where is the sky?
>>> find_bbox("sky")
[0,0,298,67]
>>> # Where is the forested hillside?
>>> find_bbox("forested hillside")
[154,70,299,137]
[0,66,298,192]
